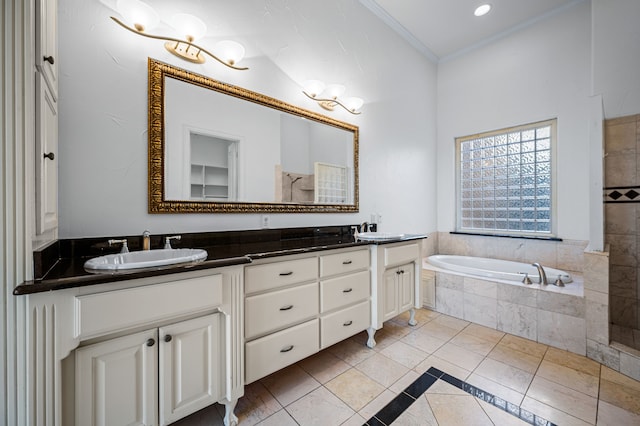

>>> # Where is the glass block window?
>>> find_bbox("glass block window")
[457,119,556,235]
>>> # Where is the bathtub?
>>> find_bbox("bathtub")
[426,255,573,284]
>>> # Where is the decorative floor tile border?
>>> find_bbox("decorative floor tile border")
[604,186,640,203]
[365,367,556,426]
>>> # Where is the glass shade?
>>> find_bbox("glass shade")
[343,97,364,112]
[324,84,346,99]
[116,0,160,32]
[302,80,326,98]
[170,13,207,41]
[214,40,246,66]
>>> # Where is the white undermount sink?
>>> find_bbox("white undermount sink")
[84,248,208,273]
[356,232,407,241]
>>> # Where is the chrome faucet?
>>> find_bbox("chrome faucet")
[108,238,129,253]
[361,222,370,233]
[164,235,181,249]
[142,230,151,251]
[532,263,547,285]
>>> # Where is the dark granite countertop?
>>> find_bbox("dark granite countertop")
[15,226,427,295]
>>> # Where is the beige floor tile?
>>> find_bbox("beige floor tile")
[418,320,461,341]
[286,386,355,425]
[400,326,448,354]
[415,355,472,381]
[433,342,485,371]
[255,409,298,426]
[357,389,396,420]
[425,378,468,396]
[380,320,414,338]
[450,331,498,356]
[601,365,640,392]
[325,368,385,411]
[379,340,429,369]
[392,395,438,426]
[466,373,525,407]
[544,346,601,377]
[460,322,505,344]
[596,400,640,426]
[536,359,599,397]
[499,334,548,359]
[326,337,376,366]
[233,381,282,425]
[487,343,543,374]
[426,393,493,425]
[355,352,409,387]
[599,376,640,415]
[368,328,401,351]
[473,358,533,394]
[476,398,530,425]
[388,370,420,395]
[260,364,320,406]
[526,376,597,423]
[390,308,440,327]
[340,413,367,426]
[297,350,351,384]
[431,313,470,331]
[171,403,224,426]
[520,396,591,426]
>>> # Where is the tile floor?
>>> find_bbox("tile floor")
[173,309,640,425]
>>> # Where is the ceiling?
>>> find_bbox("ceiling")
[361,0,584,61]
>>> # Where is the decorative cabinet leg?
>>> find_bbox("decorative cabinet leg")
[408,308,417,326]
[366,327,377,348]
[223,399,239,426]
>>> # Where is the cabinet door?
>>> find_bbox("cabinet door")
[398,263,415,313]
[382,268,398,322]
[159,314,221,426]
[36,74,58,234]
[75,329,158,426]
[36,0,58,97]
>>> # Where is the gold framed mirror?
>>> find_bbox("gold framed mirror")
[148,58,359,213]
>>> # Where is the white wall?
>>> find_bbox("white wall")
[436,1,592,241]
[57,0,437,238]
[592,0,640,119]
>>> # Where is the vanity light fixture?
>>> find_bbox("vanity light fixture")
[302,80,364,115]
[111,0,248,70]
[474,4,492,17]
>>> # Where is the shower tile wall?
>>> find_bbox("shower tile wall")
[604,114,640,332]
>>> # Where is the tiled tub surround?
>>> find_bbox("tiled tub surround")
[604,114,640,350]
[426,231,640,383]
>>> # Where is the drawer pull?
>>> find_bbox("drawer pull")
[342,260,353,265]
[343,320,353,326]
[279,305,294,311]
[343,288,353,293]
[279,271,293,276]
[280,345,294,353]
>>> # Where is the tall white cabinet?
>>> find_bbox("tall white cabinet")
[34,0,58,238]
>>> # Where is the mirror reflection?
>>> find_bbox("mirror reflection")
[149,58,359,213]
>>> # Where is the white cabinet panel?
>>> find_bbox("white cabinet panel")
[35,74,58,234]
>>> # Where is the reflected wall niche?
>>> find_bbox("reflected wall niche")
[147,58,359,213]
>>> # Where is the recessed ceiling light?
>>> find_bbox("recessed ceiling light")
[474,4,492,17]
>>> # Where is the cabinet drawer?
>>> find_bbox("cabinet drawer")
[245,257,317,294]
[320,249,369,277]
[320,301,370,349]
[384,243,419,267]
[245,282,319,339]
[320,270,369,313]
[245,319,319,383]
[76,274,223,339]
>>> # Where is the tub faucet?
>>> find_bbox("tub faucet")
[164,235,181,249]
[108,239,129,253]
[532,263,547,285]
[361,222,369,232]
[142,230,151,251]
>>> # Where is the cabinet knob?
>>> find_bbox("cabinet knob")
[43,152,55,160]
[396,270,401,275]
[280,345,294,353]
[164,334,172,343]
[146,338,155,347]
[399,270,405,274]
[43,55,55,65]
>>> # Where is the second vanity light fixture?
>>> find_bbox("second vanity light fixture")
[302,80,364,115]
[111,0,247,70]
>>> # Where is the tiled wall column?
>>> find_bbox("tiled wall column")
[604,114,640,333]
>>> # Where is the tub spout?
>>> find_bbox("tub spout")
[532,263,547,285]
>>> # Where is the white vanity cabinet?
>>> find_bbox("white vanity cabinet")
[382,263,415,322]
[75,314,221,426]
[244,247,370,383]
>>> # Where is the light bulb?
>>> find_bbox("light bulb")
[302,80,326,98]
[324,84,346,100]
[215,40,245,66]
[170,13,207,41]
[474,4,492,17]
[116,0,159,32]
